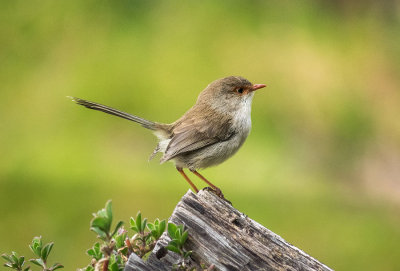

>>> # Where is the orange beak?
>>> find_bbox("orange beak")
[252,84,266,91]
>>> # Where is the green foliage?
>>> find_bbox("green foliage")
[83,201,125,271]
[127,211,167,258]
[2,201,193,271]
[81,266,94,271]
[1,251,29,271]
[129,212,147,234]
[147,219,166,241]
[86,243,102,261]
[107,254,124,271]
[28,237,64,271]
[114,230,127,250]
[81,202,168,270]
[90,200,123,242]
[166,223,190,257]
[166,223,193,270]
[2,237,63,271]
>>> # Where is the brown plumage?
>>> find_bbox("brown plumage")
[69,76,266,197]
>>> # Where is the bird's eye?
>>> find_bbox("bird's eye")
[237,88,244,94]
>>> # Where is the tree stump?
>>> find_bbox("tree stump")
[125,189,333,271]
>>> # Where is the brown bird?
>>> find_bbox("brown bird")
[69,76,265,196]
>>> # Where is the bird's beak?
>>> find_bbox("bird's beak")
[251,84,266,91]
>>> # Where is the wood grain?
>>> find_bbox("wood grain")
[125,189,333,271]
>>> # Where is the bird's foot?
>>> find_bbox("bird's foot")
[203,187,232,205]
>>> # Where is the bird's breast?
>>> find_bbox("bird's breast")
[231,98,252,138]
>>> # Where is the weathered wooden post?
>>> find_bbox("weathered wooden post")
[125,190,333,271]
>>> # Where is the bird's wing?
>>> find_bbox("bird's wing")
[160,113,234,163]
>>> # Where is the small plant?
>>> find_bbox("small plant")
[29,237,63,271]
[128,212,166,258]
[166,223,193,270]
[2,237,63,271]
[83,203,194,270]
[90,200,124,243]
[2,252,29,271]
[81,202,168,271]
[147,218,167,240]
[83,200,124,271]
[3,201,196,271]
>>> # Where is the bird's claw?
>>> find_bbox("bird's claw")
[203,187,231,205]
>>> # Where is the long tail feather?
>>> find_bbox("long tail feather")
[68,96,156,130]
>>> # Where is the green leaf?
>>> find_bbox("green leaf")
[86,251,101,261]
[94,242,101,252]
[118,247,128,256]
[24,267,31,271]
[29,237,43,257]
[175,228,182,241]
[150,221,165,240]
[108,254,120,271]
[11,251,19,258]
[159,220,166,234]
[114,230,127,249]
[1,254,12,262]
[111,221,124,238]
[10,252,19,264]
[18,255,25,267]
[147,223,154,231]
[181,230,188,244]
[87,243,102,260]
[30,258,45,267]
[135,212,142,233]
[141,218,147,233]
[90,201,114,236]
[105,200,113,223]
[96,209,107,218]
[167,223,177,239]
[41,242,54,262]
[129,217,138,232]
[86,248,95,257]
[90,226,108,240]
[83,266,94,271]
[110,261,119,271]
[149,230,157,239]
[49,263,64,270]
[91,216,110,233]
[184,251,192,258]
[165,245,180,254]
[86,250,96,259]
[87,245,96,255]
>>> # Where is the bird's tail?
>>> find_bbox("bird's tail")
[68,97,157,130]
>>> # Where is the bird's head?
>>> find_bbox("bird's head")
[197,76,266,112]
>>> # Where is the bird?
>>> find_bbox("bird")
[69,76,266,197]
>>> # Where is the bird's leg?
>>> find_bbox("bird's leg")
[177,167,199,193]
[190,170,224,198]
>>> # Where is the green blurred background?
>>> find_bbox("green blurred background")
[1,1,400,270]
